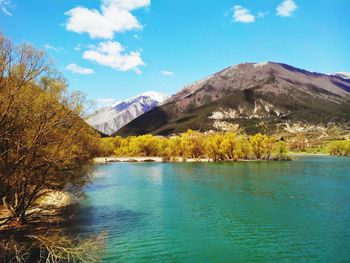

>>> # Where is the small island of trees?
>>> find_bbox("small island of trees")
[99,131,350,162]
[99,131,290,162]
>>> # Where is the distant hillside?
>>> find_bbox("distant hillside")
[116,62,350,136]
[86,91,169,136]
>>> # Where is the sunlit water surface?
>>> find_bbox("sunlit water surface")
[70,157,350,262]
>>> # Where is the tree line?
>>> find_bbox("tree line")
[100,131,350,160]
[100,130,290,161]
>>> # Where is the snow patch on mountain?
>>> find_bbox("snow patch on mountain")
[86,91,169,136]
[334,72,350,80]
[254,62,269,68]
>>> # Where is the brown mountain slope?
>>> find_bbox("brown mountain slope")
[116,62,350,136]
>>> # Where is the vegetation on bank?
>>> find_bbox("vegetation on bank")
[100,130,350,160]
[327,140,350,156]
[99,130,290,161]
[0,33,101,225]
[0,33,105,262]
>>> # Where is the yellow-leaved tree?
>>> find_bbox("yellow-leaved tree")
[0,34,100,224]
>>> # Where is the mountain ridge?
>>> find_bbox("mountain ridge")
[116,62,350,136]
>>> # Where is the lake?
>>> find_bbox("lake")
[71,156,350,262]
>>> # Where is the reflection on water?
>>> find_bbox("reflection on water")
[70,206,144,237]
[146,165,164,185]
[68,157,350,262]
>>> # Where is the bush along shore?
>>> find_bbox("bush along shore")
[98,130,350,162]
[98,130,291,162]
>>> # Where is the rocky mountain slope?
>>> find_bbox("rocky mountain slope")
[116,62,350,136]
[86,91,169,136]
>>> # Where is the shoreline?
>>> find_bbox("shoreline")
[94,157,211,163]
[93,153,337,164]
[93,156,294,164]
[0,190,77,233]
[288,153,328,156]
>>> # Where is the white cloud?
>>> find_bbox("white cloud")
[44,44,60,52]
[65,0,150,39]
[161,70,174,77]
[102,0,150,11]
[74,44,82,51]
[66,63,95,75]
[257,11,269,18]
[83,41,145,73]
[233,5,255,23]
[134,68,143,75]
[133,34,141,40]
[276,0,297,17]
[0,0,13,16]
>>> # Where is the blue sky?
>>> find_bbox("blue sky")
[0,0,349,106]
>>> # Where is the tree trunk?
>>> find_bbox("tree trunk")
[17,210,27,224]
[2,196,16,218]
[2,195,28,224]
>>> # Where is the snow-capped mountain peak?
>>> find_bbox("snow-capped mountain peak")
[138,91,169,103]
[109,91,168,109]
[86,91,169,136]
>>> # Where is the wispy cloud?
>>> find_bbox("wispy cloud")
[276,0,297,17]
[82,41,145,74]
[66,63,95,75]
[133,34,142,40]
[161,70,174,77]
[65,0,150,39]
[257,11,269,18]
[0,0,13,16]
[233,5,255,23]
[44,44,61,52]
[74,44,82,51]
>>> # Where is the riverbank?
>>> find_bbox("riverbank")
[94,157,212,163]
[288,152,329,156]
[93,156,294,164]
[0,190,76,232]
[93,152,340,164]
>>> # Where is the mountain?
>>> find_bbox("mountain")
[116,62,350,136]
[86,91,169,136]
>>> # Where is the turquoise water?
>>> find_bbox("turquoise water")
[72,157,350,262]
